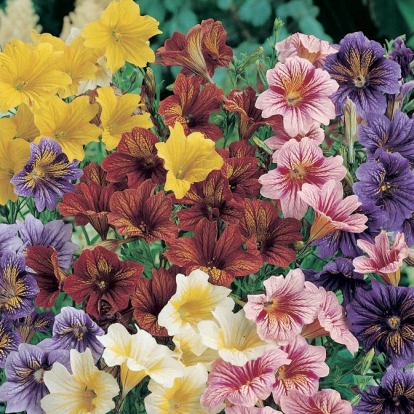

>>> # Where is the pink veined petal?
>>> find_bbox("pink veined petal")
[352,256,376,273]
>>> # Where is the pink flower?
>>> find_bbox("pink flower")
[264,115,325,152]
[280,389,352,414]
[302,284,359,354]
[259,138,346,219]
[276,33,338,68]
[200,349,290,412]
[298,180,368,242]
[255,57,338,136]
[244,269,321,344]
[226,407,282,414]
[353,231,408,286]
[272,336,329,405]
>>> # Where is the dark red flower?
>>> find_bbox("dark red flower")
[176,170,244,231]
[63,247,143,318]
[101,127,166,189]
[239,199,302,267]
[107,179,177,242]
[165,219,262,287]
[131,266,179,337]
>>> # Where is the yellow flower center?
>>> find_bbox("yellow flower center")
[290,165,306,180]
[381,182,391,192]
[286,90,301,106]
[34,368,45,383]
[276,365,286,379]
[98,280,106,290]
[387,316,400,330]
[353,75,366,88]
[111,30,123,43]
[54,130,67,139]
[83,386,98,408]
[15,79,29,91]
[32,166,46,179]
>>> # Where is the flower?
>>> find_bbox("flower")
[324,31,401,116]
[226,408,282,414]
[81,0,161,73]
[0,40,71,112]
[63,246,143,318]
[13,309,54,344]
[389,37,414,78]
[238,199,302,267]
[255,56,338,136]
[0,318,21,368]
[12,138,83,211]
[40,307,104,364]
[165,219,262,287]
[347,280,414,368]
[41,348,119,414]
[354,366,414,414]
[280,389,352,414]
[259,138,346,220]
[144,364,209,414]
[31,95,102,161]
[272,336,329,405]
[155,122,223,199]
[97,323,183,398]
[244,269,321,344]
[298,180,368,242]
[0,224,22,259]
[276,32,338,68]
[353,149,414,230]
[353,231,408,285]
[0,137,31,205]
[200,350,290,411]
[0,343,70,414]
[101,127,166,188]
[159,73,224,140]
[198,307,278,366]
[96,86,153,151]
[0,252,39,320]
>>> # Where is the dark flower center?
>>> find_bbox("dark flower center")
[387,316,401,330]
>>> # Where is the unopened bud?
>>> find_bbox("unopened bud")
[252,136,273,155]
[342,97,358,164]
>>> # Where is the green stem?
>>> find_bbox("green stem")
[81,226,91,246]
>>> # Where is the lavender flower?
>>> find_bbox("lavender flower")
[324,32,401,116]
[39,307,104,363]
[11,138,83,212]
[0,224,22,258]
[353,149,414,231]
[14,310,55,343]
[389,37,414,79]
[17,213,78,270]
[399,213,414,247]
[355,366,414,414]
[0,253,39,320]
[0,318,21,368]
[347,280,414,368]
[0,343,70,414]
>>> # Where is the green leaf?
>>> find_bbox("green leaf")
[163,0,184,13]
[239,0,272,27]
[217,0,232,10]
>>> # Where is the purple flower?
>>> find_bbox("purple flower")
[0,253,39,320]
[14,310,55,343]
[0,224,22,258]
[353,149,414,230]
[17,213,78,270]
[347,280,414,368]
[39,307,104,363]
[0,318,22,368]
[303,258,368,305]
[355,366,414,414]
[324,32,401,116]
[389,37,414,79]
[359,110,414,166]
[0,343,70,414]
[11,138,83,212]
[399,213,414,247]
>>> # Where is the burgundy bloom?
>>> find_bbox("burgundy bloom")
[64,246,143,318]
[101,127,167,188]
[165,219,262,287]
[324,31,401,116]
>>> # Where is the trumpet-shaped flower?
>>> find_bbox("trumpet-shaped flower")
[41,348,119,414]
[81,0,161,73]
[0,103,39,142]
[259,138,346,220]
[155,122,224,199]
[157,269,234,336]
[144,364,209,414]
[255,57,338,137]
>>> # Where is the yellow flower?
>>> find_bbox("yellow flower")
[0,40,71,112]
[0,137,30,205]
[155,123,224,199]
[0,103,40,142]
[144,364,209,414]
[81,0,162,73]
[96,86,152,151]
[41,348,119,414]
[32,95,101,161]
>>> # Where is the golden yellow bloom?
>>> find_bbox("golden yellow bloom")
[0,137,30,205]
[96,86,152,151]
[33,95,101,161]
[30,30,66,51]
[0,40,71,112]
[81,0,162,73]
[0,103,40,142]
[155,123,224,199]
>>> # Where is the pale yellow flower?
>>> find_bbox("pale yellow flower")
[41,348,119,414]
